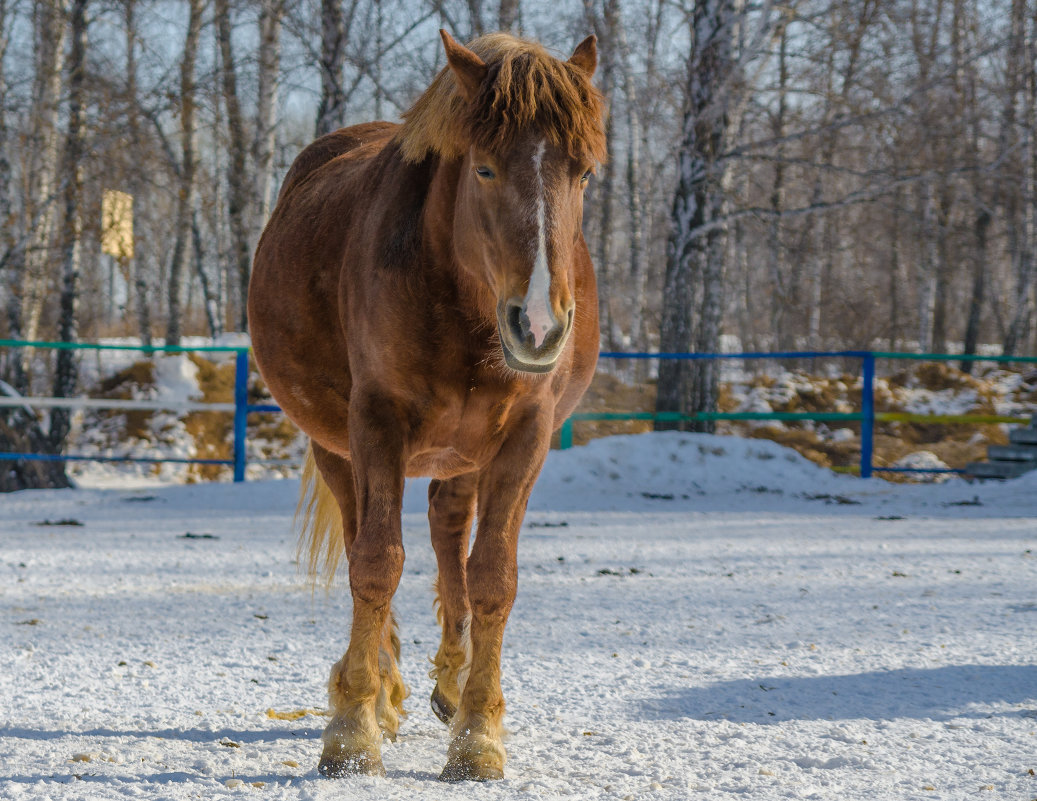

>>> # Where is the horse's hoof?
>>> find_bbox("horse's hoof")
[317,746,385,778]
[430,684,456,724]
[440,732,506,782]
[439,759,504,782]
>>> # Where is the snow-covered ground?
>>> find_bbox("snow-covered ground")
[2,433,1035,800]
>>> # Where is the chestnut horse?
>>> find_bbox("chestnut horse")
[248,31,606,781]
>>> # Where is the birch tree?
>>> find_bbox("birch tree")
[0,0,13,279]
[583,0,620,351]
[215,0,251,333]
[315,0,357,136]
[165,0,203,347]
[49,0,88,450]
[1001,0,1036,356]
[253,0,284,231]
[123,0,151,346]
[16,0,68,354]
[656,0,769,432]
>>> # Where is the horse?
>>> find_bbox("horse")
[248,30,606,782]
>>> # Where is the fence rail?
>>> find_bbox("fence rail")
[0,341,267,481]
[1,340,1034,481]
[562,349,1037,478]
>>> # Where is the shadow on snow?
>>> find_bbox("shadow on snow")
[640,664,1037,724]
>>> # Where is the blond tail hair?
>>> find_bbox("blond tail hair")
[295,445,346,585]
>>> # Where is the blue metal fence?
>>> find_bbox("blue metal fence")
[565,349,1035,478]
[0,341,1033,481]
[0,342,279,482]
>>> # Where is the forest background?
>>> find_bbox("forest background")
[2,0,1036,479]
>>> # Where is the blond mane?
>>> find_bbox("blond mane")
[396,33,607,165]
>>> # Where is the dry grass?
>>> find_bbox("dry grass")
[94,360,156,440]
[183,355,236,481]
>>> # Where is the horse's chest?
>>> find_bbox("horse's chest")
[404,386,527,478]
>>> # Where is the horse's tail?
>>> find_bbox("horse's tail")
[295,444,345,585]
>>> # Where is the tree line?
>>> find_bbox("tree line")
[0,0,1034,473]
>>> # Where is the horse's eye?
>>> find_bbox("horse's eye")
[580,169,592,183]
[475,166,495,179]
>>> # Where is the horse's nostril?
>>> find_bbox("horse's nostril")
[506,301,528,345]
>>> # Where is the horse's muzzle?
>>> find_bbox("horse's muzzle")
[497,298,574,374]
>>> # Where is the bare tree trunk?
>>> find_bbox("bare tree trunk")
[656,0,741,434]
[192,208,221,338]
[50,0,88,451]
[253,0,284,234]
[0,0,13,299]
[961,210,990,370]
[887,188,903,350]
[768,18,790,350]
[915,180,937,352]
[498,0,519,31]
[315,0,348,136]
[619,23,647,353]
[583,0,619,351]
[166,0,203,347]
[215,0,252,333]
[956,0,987,371]
[19,0,68,350]
[930,186,953,355]
[1002,0,1034,356]
[466,0,485,36]
[123,0,151,347]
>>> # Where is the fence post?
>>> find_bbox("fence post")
[860,352,875,478]
[559,417,573,450]
[233,349,248,482]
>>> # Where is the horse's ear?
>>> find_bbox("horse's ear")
[568,35,597,77]
[440,29,488,102]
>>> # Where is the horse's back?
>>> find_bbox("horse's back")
[277,122,398,203]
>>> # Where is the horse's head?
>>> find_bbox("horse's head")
[402,32,607,374]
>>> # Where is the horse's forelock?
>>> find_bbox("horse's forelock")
[396,34,607,166]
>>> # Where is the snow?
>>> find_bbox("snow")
[2,432,1036,800]
[150,356,202,406]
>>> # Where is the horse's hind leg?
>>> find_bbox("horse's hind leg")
[310,442,407,776]
[427,473,477,724]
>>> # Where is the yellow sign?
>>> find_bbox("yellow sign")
[101,189,133,261]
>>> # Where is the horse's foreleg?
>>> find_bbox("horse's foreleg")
[440,422,548,782]
[317,420,406,778]
[428,473,478,724]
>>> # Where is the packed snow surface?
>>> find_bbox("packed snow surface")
[2,433,1035,800]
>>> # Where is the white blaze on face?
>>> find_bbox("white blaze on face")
[524,139,554,349]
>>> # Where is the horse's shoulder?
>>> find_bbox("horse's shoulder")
[277,122,399,202]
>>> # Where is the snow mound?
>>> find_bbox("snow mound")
[530,432,853,511]
[891,450,953,482]
[151,354,202,404]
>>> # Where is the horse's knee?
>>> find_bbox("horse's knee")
[348,540,404,607]
[428,478,476,535]
[467,563,516,621]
